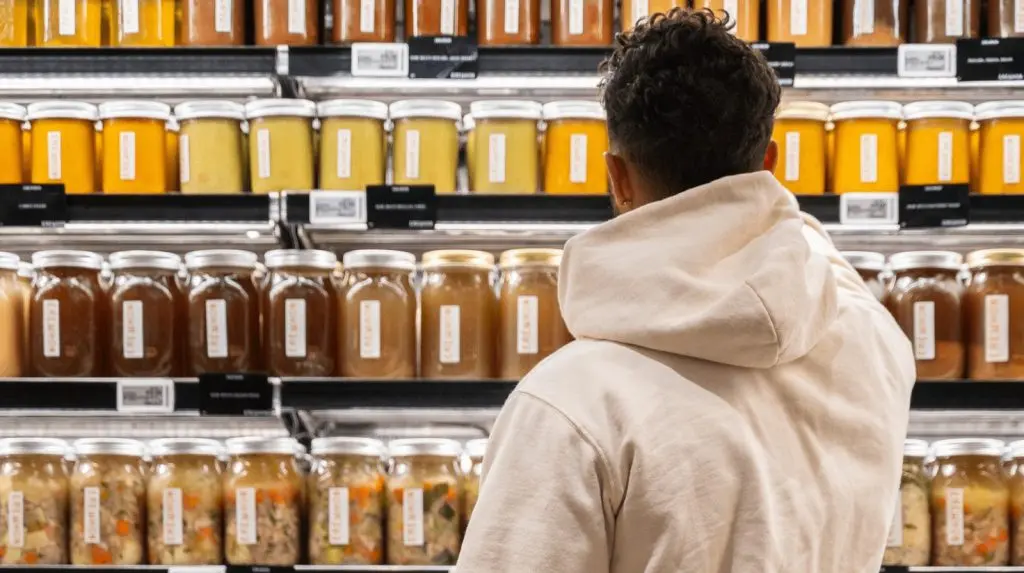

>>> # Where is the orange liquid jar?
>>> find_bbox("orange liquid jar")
[26,101,98,194]
[771,101,829,195]
[0,103,25,184]
[542,101,608,195]
[99,101,171,195]
[903,101,973,186]
[830,100,903,194]
[975,101,1024,195]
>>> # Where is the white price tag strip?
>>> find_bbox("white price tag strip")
[351,42,410,77]
[839,192,899,225]
[309,190,367,225]
[897,44,957,78]
[116,378,175,413]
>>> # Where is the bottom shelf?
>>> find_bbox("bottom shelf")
[0,564,1018,572]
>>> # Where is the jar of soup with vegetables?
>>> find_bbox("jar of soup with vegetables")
[0,438,69,565]
[1007,440,1024,564]
[463,439,486,526]
[882,439,931,566]
[387,439,462,566]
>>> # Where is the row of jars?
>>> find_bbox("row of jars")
[0,98,610,196]
[0,435,484,566]
[0,248,571,379]
[771,100,1024,196]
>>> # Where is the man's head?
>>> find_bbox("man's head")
[600,9,781,212]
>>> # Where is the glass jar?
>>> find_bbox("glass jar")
[463,439,485,526]
[317,99,388,192]
[308,437,386,565]
[420,250,496,380]
[767,0,833,46]
[334,0,394,42]
[771,102,829,195]
[183,250,262,376]
[843,0,908,45]
[181,0,244,45]
[975,101,1024,195]
[70,439,146,566]
[99,101,171,195]
[542,101,608,195]
[903,101,973,186]
[165,118,179,192]
[255,0,318,45]
[886,251,965,380]
[841,251,886,300]
[916,0,980,43]
[468,100,541,194]
[965,249,1024,380]
[111,0,174,46]
[498,248,572,379]
[263,249,339,377]
[35,0,102,46]
[621,0,683,32]
[882,440,931,566]
[551,0,612,45]
[0,438,69,565]
[0,103,24,184]
[224,437,305,566]
[16,263,31,371]
[30,251,104,377]
[0,253,23,377]
[830,101,903,194]
[695,0,760,41]
[989,0,1024,38]
[477,0,539,44]
[390,100,462,195]
[175,101,246,195]
[386,439,462,566]
[26,101,98,195]
[339,250,417,378]
[930,438,1009,566]
[1008,440,1024,564]
[246,99,317,194]
[146,438,223,565]
[0,0,29,46]
[463,113,476,185]
[405,0,468,36]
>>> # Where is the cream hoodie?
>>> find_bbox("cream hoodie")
[457,172,916,573]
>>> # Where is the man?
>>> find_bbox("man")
[457,8,915,573]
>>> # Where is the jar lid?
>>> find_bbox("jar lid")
[542,100,606,121]
[389,99,462,121]
[226,436,304,456]
[499,248,563,268]
[888,251,963,272]
[966,248,1024,268]
[316,99,389,120]
[108,250,182,272]
[841,251,885,272]
[904,439,929,458]
[0,252,18,272]
[99,100,172,121]
[74,438,146,457]
[175,100,246,121]
[389,438,462,458]
[310,437,387,457]
[932,438,1005,458]
[17,262,33,279]
[245,98,317,119]
[343,249,417,271]
[776,101,830,122]
[421,249,495,269]
[828,100,903,121]
[0,438,68,457]
[975,100,1024,121]
[26,100,99,122]
[0,102,26,122]
[465,439,487,459]
[903,100,974,121]
[265,249,338,270]
[148,438,223,457]
[184,249,259,270]
[469,100,543,120]
[32,250,104,270]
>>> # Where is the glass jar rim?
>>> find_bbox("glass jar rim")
[175,100,246,121]
[0,438,69,457]
[245,98,317,119]
[225,436,304,455]
[108,250,182,272]
[975,100,1024,121]
[966,248,1024,268]
[904,439,929,458]
[465,438,488,459]
[888,250,963,272]
[184,249,259,270]
[32,250,104,270]
[389,99,462,121]
[470,99,543,120]
[264,249,338,270]
[841,251,885,272]
[389,438,462,458]
[499,248,563,268]
[74,438,146,457]
[421,249,495,270]
[148,438,223,457]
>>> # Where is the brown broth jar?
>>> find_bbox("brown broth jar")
[263,249,339,377]
[988,0,1024,38]
[551,0,612,45]
[30,251,105,377]
[476,0,541,45]
[180,0,245,45]
[406,0,469,37]
[886,251,965,380]
[842,251,886,300]
[420,250,497,380]
[915,0,980,43]
[965,249,1024,381]
[333,0,396,42]
[255,0,319,45]
[183,250,262,375]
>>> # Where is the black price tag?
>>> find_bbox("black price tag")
[751,42,796,86]
[878,567,910,573]
[957,38,1024,81]
[366,185,437,230]
[899,184,970,229]
[198,373,273,416]
[0,184,67,227]
[408,36,478,79]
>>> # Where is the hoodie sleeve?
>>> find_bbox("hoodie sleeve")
[799,212,878,300]
[456,391,615,573]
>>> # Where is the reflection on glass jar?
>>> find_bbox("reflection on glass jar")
[771,102,829,195]
[695,0,760,40]
[107,251,183,377]
[882,439,931,566]
[245,99,317,194]
[30,251,105,377]
[830,101,903,194]
[386,439,462,566]
[0,438,69,565]
[988,0,1024,38]
[0,0,29,46]
[965,249,1024,380]
[463,439,486,528]
[841,251,887,300]
[903,101,973,186]
[975,101,1024,195]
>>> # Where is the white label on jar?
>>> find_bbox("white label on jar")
[440,304,461,364]
[119,131,136,181]
[517,295,539,355]
[859,133,878,184]
[405,130,421,180]
[440,0,456,35]
[912,301,935,361]
[121,0,140,34]
[235,487,257,545]
[205,299,229,359]
[854,0,874,35]
[946,0,964,37]
[179,134,190,184]
[58,0,76,36]
[504,0,520,34]
[337,129,352,179]
[288,0,306,34]
[7,492,23,549]
[790,0,807,36]
[328,487,350,545]
[985,294,1010,363]
[215,0,233,33]
[83,487,101,544]
[568,0,584,35]
[257,129,272,180]
[122,300,144,359]
[1005,134,1021,185]
[784,131,800,182]
[360,300,381,359]
[945,487,965,546]
[937,131,953,182]
[47,131,62,180]
[1017,0,1024,34]
[285,298,307,358]
[885,490,902,547]
[360,0,376,32]
[724,0,739,33]
[632,0,649,26]
[488,133,507,184]
[569,134,588,184]
[403,488,424,546]
[162,488,183,546]
[42,299,60,358]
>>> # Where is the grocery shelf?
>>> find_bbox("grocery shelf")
[0,378,204,413]
[912,381,1024,410]
[280,379,517,410]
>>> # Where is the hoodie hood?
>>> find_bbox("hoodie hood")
[558,172,838,369]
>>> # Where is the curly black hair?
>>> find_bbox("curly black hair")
[600,8,781,197]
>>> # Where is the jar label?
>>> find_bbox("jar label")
[121,0,141,35]
[517,295,539,355]
[853,0,874,35]
[440,0,456,35]
[859,134,878,184]
[46,131,62,180]
[360,300,382,359]
[7,492,23,549]
[985,294,1010,363]
[937,131,953,182]
[120,131,137,182]
[1004,134,1021,185]
[257,129,272,180]
[784,131,800,182]
[631,0,649,28]
[569,134,588,184]
[328,487,350,545]
[205,299,229,359]
[83,486,101,544]
[288,0,306,35]
[162,488,183,546]
[488,133,507,184]
[790,0,807,36]
[235,487,257,545]
[180,134,191,184]
[504,0,520,34]
[568,0,584,35]
[285,298,307,358]
[337,129,353,179]
[122,300,145,360]
[440,304,461,364]
[405,130,421,180]
[885,490,902,547]
[215,0,233,33]
[403,488,424,546]
[1017,0,1024,34]
[724,0,739,34]
[360,0,376,33]
[58,0,76,36]
[945,487,964,546]
[912,301,935,361]
[42,299,61,358]
[945,0,963,37]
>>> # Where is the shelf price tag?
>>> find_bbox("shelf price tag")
[839,192,899,225]
[116,378,175,414]
[898,43,957,77]
[408,36,479,79]
[351,42,410,77]
[0,184,67,227]
[309,190,367,225]
[751,42,796,86]
[957,38,1024,82]
[366,184,437,230]
[198,373,274,416]
[899,184,970,229]
[878,567,911,573]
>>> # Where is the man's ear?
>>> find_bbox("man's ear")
[606,152,634,214]
[763,140,779,173]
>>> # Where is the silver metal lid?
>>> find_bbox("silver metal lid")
[310,437,386,457]
[389,438,462,458]
[26,100,98,122]
[903,100,974,121]
[841,251,885,272]
[389,99,462,121]
[317,99,388,120]
[99,100,172,121]
[932,438,1005,458]
[343,249,417,271]
[0,438,68,457]
[888,251,963,272]
[264,249,338,270]
[904,439,929,458]
[184,249,259,270]
[245,98,317,119]
[225,436,304,456]
[465,439,488,459]
[74,438,146,457]
[32,250,104,270]
[175,100,246,121]
[108,250,182,272]
[0,252,18,272]
[148,438,223,457]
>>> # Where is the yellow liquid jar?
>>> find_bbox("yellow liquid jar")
[903,100,973,186]
[175,100,247,194]
[830,100,903,194]
[26,101,98,194]
[245,99,317,194]
[0,0,29,46]
[975,101,1024,195]
[468,100,541,194]
[165,118,178,192]
[99,101,171,194]
[36,0,102,46]
[542,101,608,195]
[111,0,174,46]
[390,100,462,194]
[317,99,388,192]
[771,101,829,195]
[0,103,25,185]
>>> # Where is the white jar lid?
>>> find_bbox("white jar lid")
[148,438,223,457]
[74,438,146,457]
[108,250,182,272]
[343,249,417,270]
[175,100,246,121]
[99,100,172,121]
[389,99,462,121]
[317,99,388,120]
[776,101,830,122]
[542,100,606,121]
[841,251,886,272]
[245,98,317,119]
[974,100,1024,121]
[470,100,543,120]
[32,250,104,270]
[932,438,1005,458]
[184,249,259,269]
[903,100,974,121]
[0,252,18,272]
[0,102,26,122]
[310,437,386,457]
[26,100,99,122]
[829,100,903,121]
[264,249,338,270]
[888,250,963,272]
[389,438,462,458]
